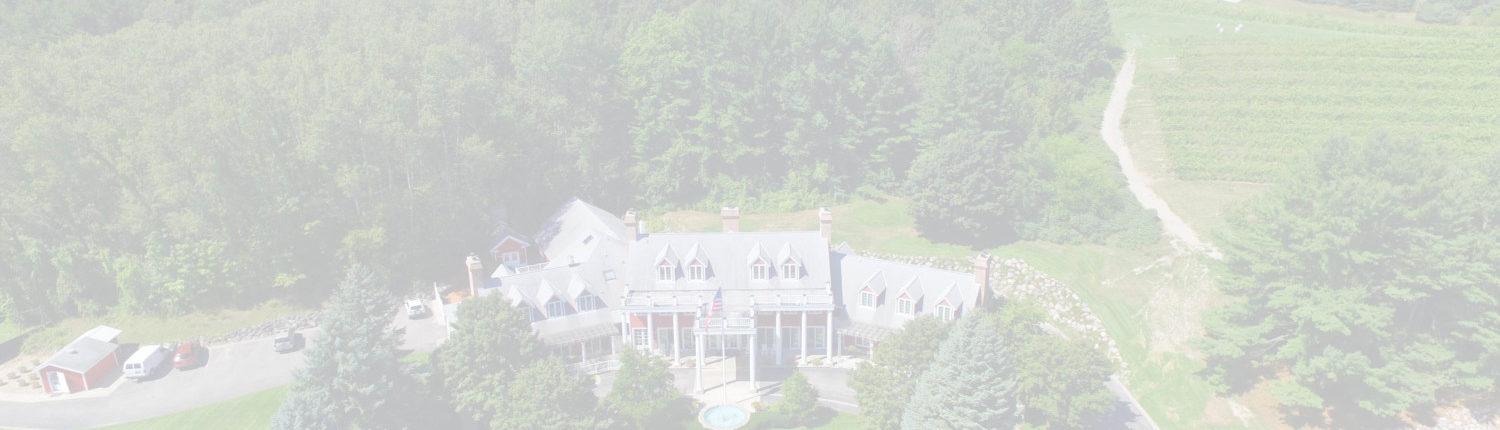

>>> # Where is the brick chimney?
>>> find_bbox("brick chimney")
[818,207,833,245]
[466,253,484,298]
[972,253,991,308]
[624,209,639,241]
[721,206,740,233]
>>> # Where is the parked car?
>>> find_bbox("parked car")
[405,298,429,319]
[123,344,170,379]
[173,341,207,369]
[273,328,303,353]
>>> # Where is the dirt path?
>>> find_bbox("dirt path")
[1101,52,1222,260]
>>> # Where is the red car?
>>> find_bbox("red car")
[173,341,207,369]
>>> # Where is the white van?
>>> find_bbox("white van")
[123,344,169,380]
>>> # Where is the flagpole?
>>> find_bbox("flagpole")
[720,313,727,404]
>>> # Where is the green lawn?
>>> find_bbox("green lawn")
[21,300,309,355]
[94,386,288,430]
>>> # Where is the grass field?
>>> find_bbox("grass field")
[1114,0,1500,183]
[1102,0,1500,428]
[20,300,308,355]
[94,386,288,430]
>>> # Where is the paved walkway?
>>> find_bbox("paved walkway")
[0,310,447,430]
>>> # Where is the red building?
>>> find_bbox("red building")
[35,326,121,395]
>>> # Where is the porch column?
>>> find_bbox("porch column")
[672,312,681,364]
[581,340,588,363]
[800,310,808,362]
[749,332,757,388]
[646,310,655,355]
[695,330,705,393]
[774,311,783,366]
[826,312,834,361]
[620,311,630,345]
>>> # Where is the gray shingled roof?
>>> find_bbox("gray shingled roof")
[38,337,117,374]
[836,252,980,337]
[534,198,626,265]
[627,231,831,295]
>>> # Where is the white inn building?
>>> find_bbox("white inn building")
[461,198,989,391]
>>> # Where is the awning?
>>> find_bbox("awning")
[541,322,617,346]
[838,322,895,341]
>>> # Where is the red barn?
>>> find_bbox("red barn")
[35,326,121,395]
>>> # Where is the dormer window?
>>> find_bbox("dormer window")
[577,293,603,312]
[658,264,675,281]
[753,262,770,280]
[860,290,875,308]
[899,297,914,315]
[546,297,572,318]
[522,305,543,322]
[938,304,953,322]
[782,262,799,279]
[688,263,706,281]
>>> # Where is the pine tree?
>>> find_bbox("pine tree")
[272,264,415,429]
[901,312,1019,430]
[849,316,952,430]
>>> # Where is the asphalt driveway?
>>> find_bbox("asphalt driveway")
[0,310,448,430]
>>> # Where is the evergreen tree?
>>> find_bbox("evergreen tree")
[490,358,600,430]
[995,302,1115,430]
[849,316,952,430]
[901,312,1019,430]
[431,294,545,424]
[272,264,418,429]
[772,370,821,425]
[1198,134,1500,421]
[601,346,678,429]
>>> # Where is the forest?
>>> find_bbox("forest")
[0,0,1141,323]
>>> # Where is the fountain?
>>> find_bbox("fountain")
[700,404,749,429]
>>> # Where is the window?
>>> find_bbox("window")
[633,329,649,348]
[938,305,953,322]
[753,263,769,280]
[860,291,875,308]
[658,265,674,281]
[523,306,543,322]
[898,297,913,315]
[546,298,571,318]
[688,263,706,281]
[577,294,603,312]
[501,251,521,267]
[782,263,799,279]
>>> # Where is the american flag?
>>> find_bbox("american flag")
[704,288,723,329]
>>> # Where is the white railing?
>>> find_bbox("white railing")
[571,359,621,375]
[622,293,833,308]
[514,262,550,274]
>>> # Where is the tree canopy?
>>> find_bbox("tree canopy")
[432,294,545,425]
[849,316,952,430]
[1198,134,1500,423]
[0,0,1143,324]
[272,265,434,429]
[901,312,1020,430]
[601,346,679,429]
